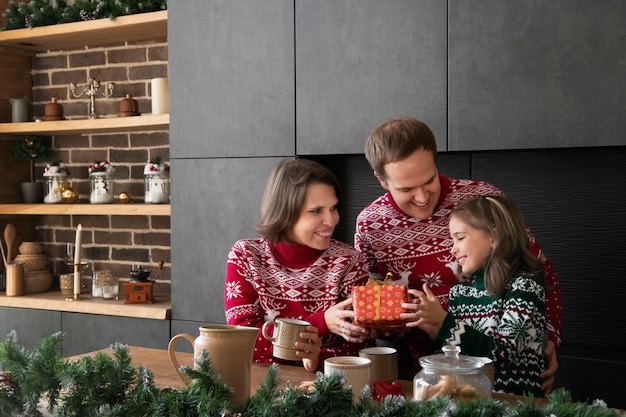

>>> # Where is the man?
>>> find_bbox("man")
[354,116,561,395]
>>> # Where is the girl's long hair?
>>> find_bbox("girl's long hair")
[451,195,545,295]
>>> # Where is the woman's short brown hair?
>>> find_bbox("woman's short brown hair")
[365,116,437,178]
[256,158,343,243]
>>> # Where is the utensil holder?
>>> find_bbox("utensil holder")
[6,262,25,296]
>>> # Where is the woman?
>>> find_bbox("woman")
[224,158,371,372]
[402,195,547,396]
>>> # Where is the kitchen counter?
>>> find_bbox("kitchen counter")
[0,290,171,320]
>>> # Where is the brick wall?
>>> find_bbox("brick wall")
[30,39,171,287]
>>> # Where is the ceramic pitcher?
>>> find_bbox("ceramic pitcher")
[168,324,259,403]
[9,96,30,122]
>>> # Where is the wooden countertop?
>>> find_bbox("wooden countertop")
[0,290,171,320]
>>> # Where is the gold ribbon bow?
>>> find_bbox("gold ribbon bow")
[366,272,394,320]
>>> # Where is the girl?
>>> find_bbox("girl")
[402,195,547,396]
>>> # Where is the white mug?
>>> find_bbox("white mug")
[324,356,371,402]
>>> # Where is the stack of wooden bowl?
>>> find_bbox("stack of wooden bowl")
[14,242,53,294]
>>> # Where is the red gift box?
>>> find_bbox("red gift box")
[352,275,410,331]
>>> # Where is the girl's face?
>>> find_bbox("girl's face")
[286,182,340,250]
[448,215,495,275]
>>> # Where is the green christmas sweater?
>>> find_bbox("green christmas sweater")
[438,272,546,397]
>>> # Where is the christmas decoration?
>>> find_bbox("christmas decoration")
[118,191,132,204]
[88,160,114,174]
[61,187,78,204]
[144,156,169,174]
[44,159,70,176]
[1,0,168,31]
[0,331,622,417]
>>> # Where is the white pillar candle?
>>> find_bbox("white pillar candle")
[151,77,169,114]
[73,224,82,299]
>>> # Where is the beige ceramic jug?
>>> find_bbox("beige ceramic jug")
[168,324,259,403]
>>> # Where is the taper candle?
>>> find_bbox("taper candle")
[73,224,82,299]
[151,77,169,114]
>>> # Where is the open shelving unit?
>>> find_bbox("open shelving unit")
[0,11,170,217]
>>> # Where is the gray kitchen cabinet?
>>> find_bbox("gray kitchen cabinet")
[295,0,447,154]
[448,0,626,150]
[0,307,61,350]
[61,313,171,357]
[169,0,295,159]
[170,157,284,324]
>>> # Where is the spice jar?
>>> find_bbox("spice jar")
[413,345,491,401]
[89,172,114,204]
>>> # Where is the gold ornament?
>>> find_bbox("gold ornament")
[61,187,78,204]
[118,191,132,204]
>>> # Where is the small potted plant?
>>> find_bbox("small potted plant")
[12,135,51,203]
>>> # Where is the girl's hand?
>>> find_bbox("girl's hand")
[295,325,322,372]
[401,284,447,339]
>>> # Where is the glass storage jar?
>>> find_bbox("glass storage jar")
[413,345,491,401]
[43,173,69,204]
[89,172,114,203]
[144,172,170,203]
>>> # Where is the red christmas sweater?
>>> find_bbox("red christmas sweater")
[355,175,562,368]
[225,238,371,371]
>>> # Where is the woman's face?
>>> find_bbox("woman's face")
[286,182,340,250]
[448,215,495,275]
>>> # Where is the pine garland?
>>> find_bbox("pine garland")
[0,331,622,417]
[1,0,168,31]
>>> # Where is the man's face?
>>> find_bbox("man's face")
[376,149,441,220]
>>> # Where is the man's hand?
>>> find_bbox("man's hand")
[539,340,558,396]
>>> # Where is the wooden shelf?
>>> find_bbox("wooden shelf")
[0,291,171,320]
[0,11,167,52]
[0,204,170,216]
[0,114,169,136]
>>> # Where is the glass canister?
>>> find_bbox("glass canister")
[89,172,114,203]
[413,345,491,401]
[144,172,170,203]
[43,173,69,203]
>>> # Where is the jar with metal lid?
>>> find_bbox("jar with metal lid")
[413,345,491,401]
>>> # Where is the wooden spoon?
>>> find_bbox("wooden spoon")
[4,223,17,264]
[12,233,24,261]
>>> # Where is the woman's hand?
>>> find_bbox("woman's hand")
[401,284,447,339]
[295,325,322,372]
[324,298,370,343]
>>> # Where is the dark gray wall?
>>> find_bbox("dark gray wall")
[169,0,626,407]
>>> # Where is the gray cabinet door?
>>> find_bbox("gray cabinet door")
[169,0,295,158]
[0,307,61,350]
[61,313,170,356]
[296,0,447,155]
[448,0,626,150]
